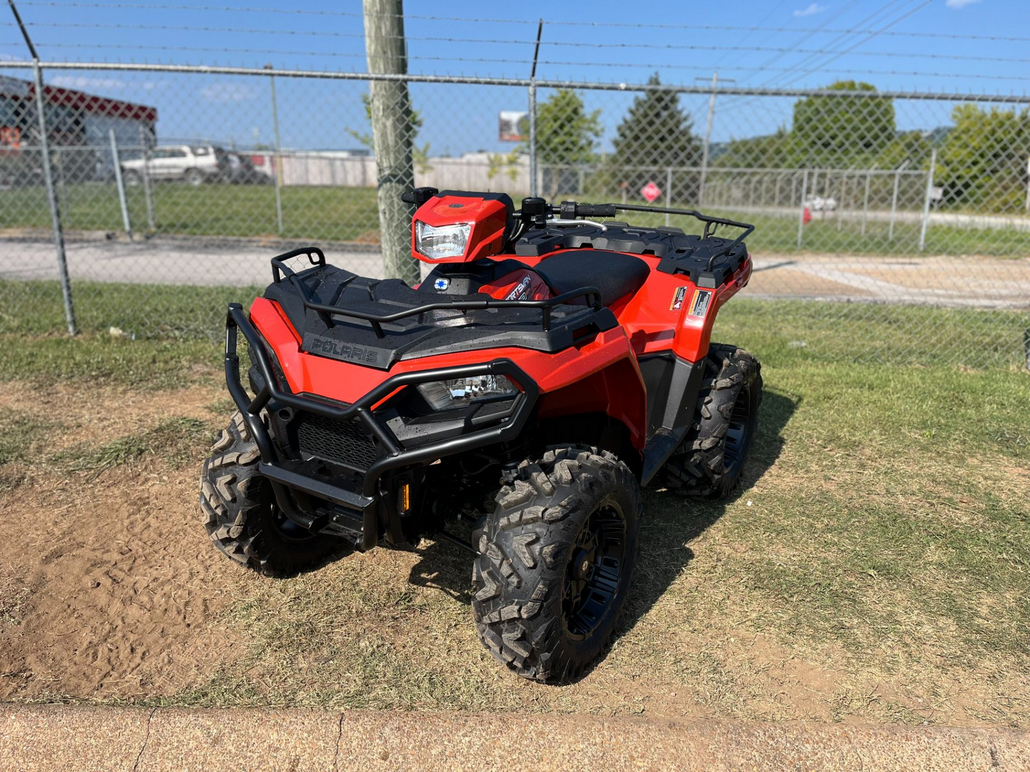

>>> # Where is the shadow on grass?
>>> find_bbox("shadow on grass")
[403,388,798,676]
[618,389,796,635]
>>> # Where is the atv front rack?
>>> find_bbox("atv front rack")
[224,303,539,549]
[269,247,603,337]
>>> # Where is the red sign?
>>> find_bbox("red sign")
[640,181,662,203]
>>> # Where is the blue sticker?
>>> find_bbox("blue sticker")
[434,278,450,290]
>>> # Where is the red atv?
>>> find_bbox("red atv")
[202,188,762,683]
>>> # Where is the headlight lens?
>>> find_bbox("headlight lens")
[417,374,518,411]
[415,221,471,260]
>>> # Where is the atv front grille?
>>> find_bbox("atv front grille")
[294,412,379,471]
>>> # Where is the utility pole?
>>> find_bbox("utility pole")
[363,0,418,285]
[697,71,733,207]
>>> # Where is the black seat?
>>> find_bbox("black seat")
[533,250,650,307]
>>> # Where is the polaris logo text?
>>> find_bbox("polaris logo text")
[505,276,533,300]
[308,336,380,364]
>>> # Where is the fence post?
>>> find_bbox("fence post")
[139,125,155,231]
[32,60,77,335]
[919,148,937,252]
[527,19,542,198]
[528,83,538,198]
[697,70,726,207]
[837,172,847,232]
[266,66,284,235]
[664,166,672,226]
[109,129,133,240]
[889,161,907,242]
[861,170,872,237]
[797,169,808,250]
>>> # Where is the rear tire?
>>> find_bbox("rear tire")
[200,411,341,576]
[472,446,641,683]
[662,344,762,499]
[183,168,204,186]
[122,170,141,187]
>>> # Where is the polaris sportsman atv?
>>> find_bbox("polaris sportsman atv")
[201,188,762,683]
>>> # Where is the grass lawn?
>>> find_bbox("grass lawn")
[2,279,1027,370]
[0,302,1028,724]
[2,182,1027,257]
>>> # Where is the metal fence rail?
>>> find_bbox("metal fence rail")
[0,60,1027,368]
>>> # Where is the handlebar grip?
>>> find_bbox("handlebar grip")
[558,201,617,219]
[577,204,616,217]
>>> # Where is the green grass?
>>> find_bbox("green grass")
[0,332,217,388]
[627,206,1030,258]
[1,303,1028,723]
[3,278,1026,369]
[52,416,211,475]
[0,183,379,243]
[2,182,1027,257]
[0,279,261,338]
[163,355,1030,722]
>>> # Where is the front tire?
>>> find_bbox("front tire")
[472,446,641,683]
[183,168,205,186]
[200,411,341,576]
[662,344,762,498]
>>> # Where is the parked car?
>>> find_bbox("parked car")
[121,144,231,186]
[226,151,272,185]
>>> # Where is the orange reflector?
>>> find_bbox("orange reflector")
[401,483,411,513]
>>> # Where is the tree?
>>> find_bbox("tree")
[713,127,792,169]
[790,81,895,166]
[875,130,933,171]
[937,104,1030,211]
[609,74,701,201]
[532,89,602,198]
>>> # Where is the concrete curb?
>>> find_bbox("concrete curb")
[1,704,1028,771]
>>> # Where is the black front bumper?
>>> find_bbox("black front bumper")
[224,303,538,549]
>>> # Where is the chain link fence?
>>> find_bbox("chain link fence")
[0,62,1027,367]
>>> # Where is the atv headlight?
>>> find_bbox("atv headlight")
[415,221,471,260]
[417,374,518,411]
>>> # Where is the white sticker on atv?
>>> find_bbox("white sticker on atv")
[689,289,712,318]
[670,286,687,311]
[505,275,533,300]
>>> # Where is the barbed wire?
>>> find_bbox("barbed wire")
[13,2,1030,43]
[25,42,1030,85]
[21,23,1030,67]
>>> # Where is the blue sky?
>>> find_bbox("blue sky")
[0,0,1025,153]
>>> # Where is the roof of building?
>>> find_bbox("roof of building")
[0,75,157,123]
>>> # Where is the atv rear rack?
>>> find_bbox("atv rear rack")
[270,247,603,337]
[224,302,539,549]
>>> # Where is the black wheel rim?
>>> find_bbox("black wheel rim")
[723,381,755,474]
[270,504,316,543]
[561,501,626,641]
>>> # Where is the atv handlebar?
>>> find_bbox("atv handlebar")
[525,200,754,271]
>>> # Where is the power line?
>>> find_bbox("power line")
[721,1,937,116]
[781,0,935,87]
[750,0,906,89]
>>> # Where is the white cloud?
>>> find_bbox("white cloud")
[946,0,981,7]
[50,75,129,91]
[794,3,826,16]
[200,82,257,103]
